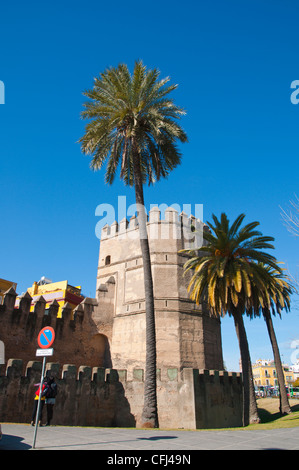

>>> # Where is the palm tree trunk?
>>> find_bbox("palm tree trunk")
[132,149,159,428]
[263,309,292,415]
[248,360,260,423]
[233,309,260,425]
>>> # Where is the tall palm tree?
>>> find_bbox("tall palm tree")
[247,265,293,415]
[182,213,283,426]
[79,61,187,428]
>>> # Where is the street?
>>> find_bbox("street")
[1,423,299,451]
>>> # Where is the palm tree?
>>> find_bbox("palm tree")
[247,265,293,415]
[182,213,283,426]
[79,61,187,428]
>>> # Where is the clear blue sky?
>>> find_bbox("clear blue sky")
[0,0,298,371]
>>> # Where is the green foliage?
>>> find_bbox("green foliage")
[182,213,293,318]
[79,60,187,186]
[246,264,293,319]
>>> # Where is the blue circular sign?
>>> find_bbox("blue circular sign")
[37,327,55,349]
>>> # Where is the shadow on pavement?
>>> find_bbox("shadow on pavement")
[0,433,31,450]
[138,436,178,441]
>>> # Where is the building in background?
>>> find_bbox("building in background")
[290,361,299,382]
[22,277,84,318]
[252,359,295,389]
[0,278,17,305]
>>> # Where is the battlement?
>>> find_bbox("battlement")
[0,286,96,326]
[0,358,243,429]
[0,359,241,384]
[101,206,206,247]
[0,287,104,372]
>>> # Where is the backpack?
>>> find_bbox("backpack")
[47,382,57,398]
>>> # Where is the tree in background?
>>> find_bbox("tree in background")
[181,213,285,425]
[79,61,187,427]
[247,264,293,415]
[280,194,299,303]
[280,194,299,238]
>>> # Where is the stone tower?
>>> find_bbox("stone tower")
[94,206,224,374]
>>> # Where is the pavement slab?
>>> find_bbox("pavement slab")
[1,423,299,452]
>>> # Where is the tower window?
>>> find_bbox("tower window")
[105,255,111,266]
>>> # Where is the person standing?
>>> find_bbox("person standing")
[45,376,57,426]
[31,377,49,426]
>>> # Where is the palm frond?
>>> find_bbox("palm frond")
[79,60,187,186]
[182,212,293,322]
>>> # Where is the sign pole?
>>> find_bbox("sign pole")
[32,355,47,449]
[32,326,55,450]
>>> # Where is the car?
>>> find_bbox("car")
[0,424,2,441]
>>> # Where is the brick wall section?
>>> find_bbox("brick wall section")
[0,359,243,429]
[0,288,110,372]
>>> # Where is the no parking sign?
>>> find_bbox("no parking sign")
[37,326,55,350]
[33,326,56,448]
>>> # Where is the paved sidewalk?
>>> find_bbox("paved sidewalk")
[1,423,299,451]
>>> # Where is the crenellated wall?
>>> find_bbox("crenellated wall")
[0,206,243,429]
[100,206,205,248]
[0,287,111,372]
[0,359,243,429]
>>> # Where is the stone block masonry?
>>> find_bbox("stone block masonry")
[96,206,224,373]
[0,205,243,429]
[0,359,243,429]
